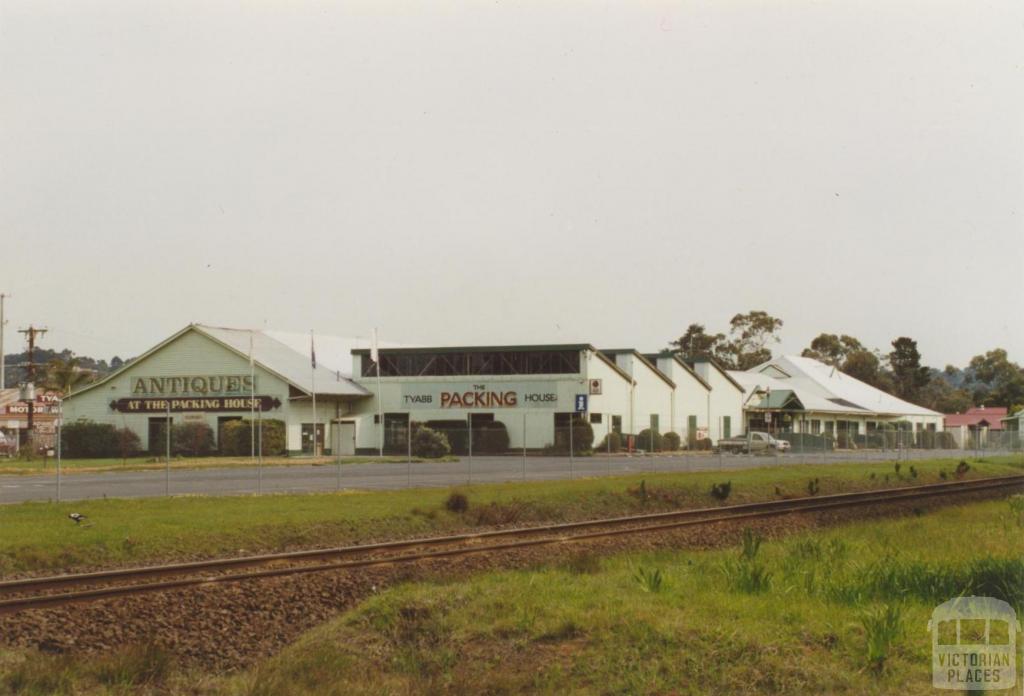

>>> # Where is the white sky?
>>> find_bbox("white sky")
[2,1,1022,368]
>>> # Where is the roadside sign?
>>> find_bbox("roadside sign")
[574,394,588,413]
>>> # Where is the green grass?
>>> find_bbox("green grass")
[0,454,453,476]
[225,498,1024,695]
[0,455,1020,575]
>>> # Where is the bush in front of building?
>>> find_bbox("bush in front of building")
[636,429,663,452]
[171,423,216,457]
[552,417,594,454]
[595,432,622,453]
[411,425,451,459]
[662,431,681,451]
[473,422,510,454]
[219,419,287,457]
[60,420,141,459]
[688,437,713,451]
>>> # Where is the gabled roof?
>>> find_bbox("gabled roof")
[742,355,941,418]
[945,406,1009,430]
[643,353,712,391]
[66,325,370,400]
[600,349,676,389]
[690,358,745,392]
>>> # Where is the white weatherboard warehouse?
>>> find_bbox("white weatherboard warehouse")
[600,350,675,441]
[690,359,745,444]
[62,325,369,455]
[647,354,714,445]
[349,345,636,453]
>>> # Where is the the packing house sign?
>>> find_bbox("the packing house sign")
[111,396,282,413]
[400,382,560,409]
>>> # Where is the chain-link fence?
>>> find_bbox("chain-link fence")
[5,413,1022,503]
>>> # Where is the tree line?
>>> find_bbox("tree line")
[668,311,1023,414]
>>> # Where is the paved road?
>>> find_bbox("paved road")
[1,448,1008,503]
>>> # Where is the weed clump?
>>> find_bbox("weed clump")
[710,481,732,501]
[807,478,820,496]
[444,492,469,514]
[955,460,971,479]
[721,528,772,593]
[860,604,903,674]
[633,566,665,593]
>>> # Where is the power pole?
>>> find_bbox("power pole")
[18,325,47,448]
[0,293,8,390]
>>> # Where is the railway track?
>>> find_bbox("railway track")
[2,475,1021,615]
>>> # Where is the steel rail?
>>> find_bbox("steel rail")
[4,474,1019,595]
[0,475,1020,615]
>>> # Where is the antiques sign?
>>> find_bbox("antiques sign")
[110,396,281,413]
[130,375,257,395]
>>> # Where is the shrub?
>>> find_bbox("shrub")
[411,426,451,459]
[445,491,469,513]
[553,417,594,454]
[635,428,662,451]
[688,438,713,451]
[662,431,681,451]
[596,432,622,453]
[955,460,971,479]
[171,422,215,457]
[219,419,286,456]
[807,478,820,496]
[60,420,141,459]
[473,422,510,454]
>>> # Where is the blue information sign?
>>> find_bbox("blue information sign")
[574,394,588,413]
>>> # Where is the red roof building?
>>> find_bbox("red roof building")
[944,406,1009,431]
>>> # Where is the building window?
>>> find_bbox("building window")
[723,416,731,439]
[650,414,659,433]
[589,413,602,424]
[811,419,821,435]
[383,413,410,453]
[361,349,581,377]
[687,415,698,446]
[611,415,622,434]
[824,421,835,435]
[301,423,325,454]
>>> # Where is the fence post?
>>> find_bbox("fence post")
[467,417,472,485]
[569,415,574,480]
[56,419,62,503]
[522,412,527,481]
[407,418,412,488]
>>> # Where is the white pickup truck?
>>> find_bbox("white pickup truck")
[716,431,791,454]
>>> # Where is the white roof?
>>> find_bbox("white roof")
[732,354,942,418]
[193,325,371,397]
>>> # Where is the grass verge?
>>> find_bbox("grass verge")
[228,497,1024,695]
[0,455,455,476]
[0,455,1019,576]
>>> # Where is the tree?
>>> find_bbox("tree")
[801,334,865,367]
[965,349,1024,409]
[888,337,930,403]
[669,311,784,370]
[44,356,94,394]
[722,311,784,370]
[669,324,727,364]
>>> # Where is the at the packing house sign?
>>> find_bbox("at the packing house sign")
[400,382,560,409]
[110,396,282,413]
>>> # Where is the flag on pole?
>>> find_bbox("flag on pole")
[370,328,379,364]
[310,331,317,369]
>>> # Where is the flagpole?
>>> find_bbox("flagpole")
[374,328,383,458]
[311,329,318,457]
[249,332,255,463]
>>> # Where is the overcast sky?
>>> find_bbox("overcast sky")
[2,1,1022,369]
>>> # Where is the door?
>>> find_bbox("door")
[334,422,355,456]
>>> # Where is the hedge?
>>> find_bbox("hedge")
[60,420,141,459]
[636,428,663,451]
[219,419,286,456]
[411,425,451,458]
[172,422,216,457]
[552,417,594,454]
